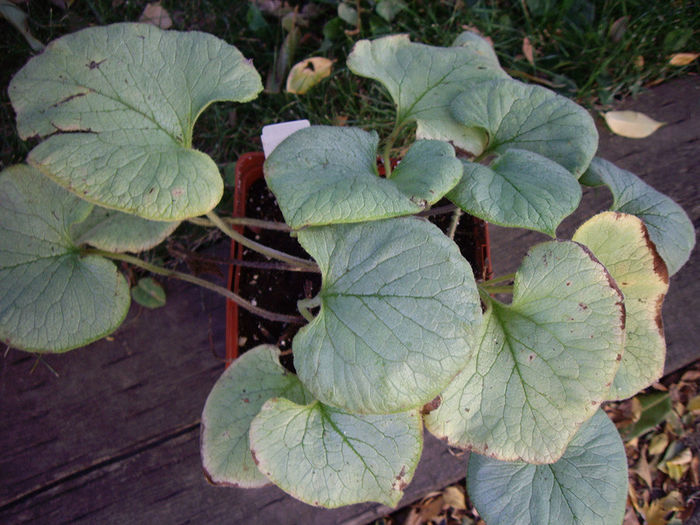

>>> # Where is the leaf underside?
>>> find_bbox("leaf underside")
[0,165,130,352]
[9,22,263,221]
[293,217,482,414]
[425,241,625,463]
[467,409,628,525]
[573,212,669,400]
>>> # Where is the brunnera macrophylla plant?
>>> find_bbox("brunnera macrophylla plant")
[0,23,694,523]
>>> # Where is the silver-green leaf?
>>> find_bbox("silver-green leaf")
[0,165,130,352]
[425,241,625,463]
[450,78,598,177]
[73,207,180,253]
[9,22,262,221]
[580,157,694,275]
[347,33,507,153]
[467,409,628,525]
[264,126,462,229]
[573,212,669,400]
[200,345,313,488]
[249,398,423,508]
[448,149,581,236]
[294,217,482,414]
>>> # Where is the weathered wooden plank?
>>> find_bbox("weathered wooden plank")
[0,271,228,507]
[1,428,464,524]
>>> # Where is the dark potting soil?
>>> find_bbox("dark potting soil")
[234,179,488,369]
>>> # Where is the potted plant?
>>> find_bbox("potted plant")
[1,23,694,523]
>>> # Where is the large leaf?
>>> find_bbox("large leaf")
[347,32,507,153]
[424,241,625,463]
[580,157,694,275]
[264,126,462,229]
[9,22,262,221]
[467,409,628,525]
[450,78,598,177]
[573,212,669,400]
[0,165,130,352]
[249,398,423,508]
[200,345,313,488]
[294,217,481,414]
[73,207,180,253]
[448,149,581,236]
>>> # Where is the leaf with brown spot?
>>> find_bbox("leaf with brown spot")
[574,212,670,400]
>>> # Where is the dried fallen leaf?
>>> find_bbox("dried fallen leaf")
[633,446,653,487]
[522,36,535,65]
[609,16,630,42]
[649,433,670,456]
[139,2,172,29]
[669,53,699,66]
[604,110,665,139]
[443,485,466,510]
[286,57,334,95]
[643,491,685,525]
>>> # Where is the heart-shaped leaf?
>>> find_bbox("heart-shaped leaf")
[467,409,628,525]
[200,345,313,488]
[72,207,180,253]
[448,149,581,236]
[0,165,130,352]
[294,217,482,414]
[425,241,625,463]
[264,126,462,229]
[580,157,694,275]
[347,32,507,153]
[9,22,262,221]
[450,78,598,177]
[573,212,669,400]
[249,398,422,508]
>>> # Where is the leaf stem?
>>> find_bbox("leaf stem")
[297,296,321,322]
[86,249,305,324]
[188,216,291,232]
[447,208,463,240]
[482,272,516,286]
[205,210,318,272]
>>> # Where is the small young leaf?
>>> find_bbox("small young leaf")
[293,217,481,414]
[450,78,598,177]
[200,345,313,488]
[9,23,263,221]
[264,126,462,228]
[603,110,665,139]
[285,57,333,95]
[337,2,358,25]
[131,278,166,309]
[249,399,423,508]
[580,158,694,275]
[573,212,669,399]
[448,149,581,236]
[72,207,180,253]
[467,410,628,525]
[0,165,130,352]
[425,241,625,463]
[347,32,507,153]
